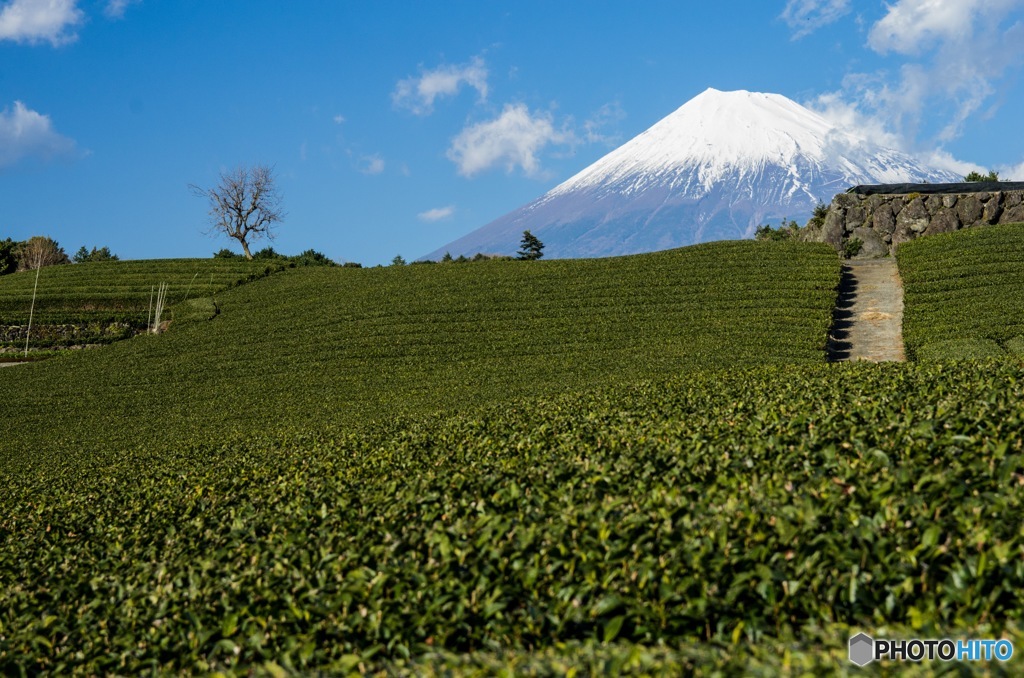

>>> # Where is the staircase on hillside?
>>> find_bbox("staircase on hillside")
[827,259,906,362]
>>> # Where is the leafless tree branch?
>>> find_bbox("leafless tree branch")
[189,164,285,259]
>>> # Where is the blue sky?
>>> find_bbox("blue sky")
[3,0,1024,265]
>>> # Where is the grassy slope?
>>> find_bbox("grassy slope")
[897,223,1024,360]
[0,241,838,459]
[0,258,286,344]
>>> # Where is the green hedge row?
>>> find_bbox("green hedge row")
[0,259,290,349]
[2,361,1023,674]
[0,259,286,325]
[898,223,1024,360]
[0,241,841,456]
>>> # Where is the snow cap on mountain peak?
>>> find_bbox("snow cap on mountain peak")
[551,87,876,196]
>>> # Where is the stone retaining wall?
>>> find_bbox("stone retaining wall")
[0,322,137,345]
[811,190,1024,258]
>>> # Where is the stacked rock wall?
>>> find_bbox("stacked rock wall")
[0,322,136,346]
[815,190,1024,258]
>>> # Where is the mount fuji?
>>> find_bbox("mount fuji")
[425,88,960,260]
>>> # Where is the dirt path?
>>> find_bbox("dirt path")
[827,259,906,362]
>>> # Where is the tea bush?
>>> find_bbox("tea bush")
[0,258,287,347]
[4,239,1023,673]
[0,241,840,457]
[898,223,1024,360]
[2,361,1022,674]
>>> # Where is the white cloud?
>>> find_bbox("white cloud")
[863,0,1024,142]
[867,0,1021,55]
[393,56,488,115]
[359,154,385,175]
[921,148,985,177]
[780,0,850,38]
[417,205,455,222]
[104,0,139,19]
[447,103,575,178]
[811,79,996,178]
[0,100,77,169]
[809,0,1024,169]
[809,90,906,150]
[332,114,345,124]
[0,0,83,45]
[997,160,1024,180]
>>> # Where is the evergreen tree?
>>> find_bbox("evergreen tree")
[517,230,544,260]
[73,246,118,263]
[0,238,17,276]
[965,170,1000,182]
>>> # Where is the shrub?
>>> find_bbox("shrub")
[755,219,801,241]
[843,237,863,258]
[806,202,829,230]
[222,246,335,267]
[252,246,282,260]
[291,249,335,267]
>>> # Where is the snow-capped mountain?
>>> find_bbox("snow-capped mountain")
[424,88,960,260]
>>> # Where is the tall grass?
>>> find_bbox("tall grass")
[23,255,42,358]
[151,282,168,333]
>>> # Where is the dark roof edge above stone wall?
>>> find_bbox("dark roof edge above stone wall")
[848,182,1024,196]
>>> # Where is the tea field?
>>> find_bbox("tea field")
[898,222,1024,360]
[2,362,1023,674]
[0,240,839,459]
[0,258,287,350]
[3,239,1024,674]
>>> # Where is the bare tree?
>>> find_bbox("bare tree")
[190,164,284,259]
[16,236,70,271]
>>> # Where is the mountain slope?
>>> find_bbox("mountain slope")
[426,88,959,259]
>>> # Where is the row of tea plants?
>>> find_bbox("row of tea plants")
[2,361,1022,673]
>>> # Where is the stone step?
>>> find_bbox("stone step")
[827,259,906,362]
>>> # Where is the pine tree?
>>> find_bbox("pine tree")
[965,170,999,182]
[517,230,544,260]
